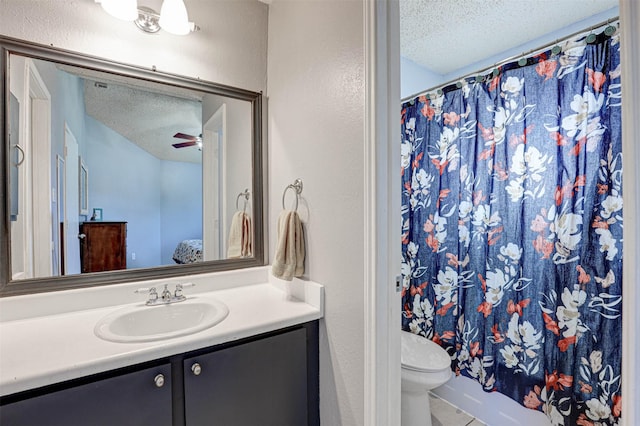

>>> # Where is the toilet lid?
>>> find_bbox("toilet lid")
[401,331,451,372]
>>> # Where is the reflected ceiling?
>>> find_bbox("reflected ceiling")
[83,80,203,163]
[58,63,204,163]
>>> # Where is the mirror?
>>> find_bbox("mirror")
[0,36,265,296]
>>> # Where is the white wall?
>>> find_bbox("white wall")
[400,56,441,100]
[267,1,366,425]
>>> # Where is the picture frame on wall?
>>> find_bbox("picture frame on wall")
[91,208,102,221]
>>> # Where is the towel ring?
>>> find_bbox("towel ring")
[282,178,303,211]
[236,189,250,212]
[12,144,25,166]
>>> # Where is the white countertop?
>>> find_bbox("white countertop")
[0,267,323,396]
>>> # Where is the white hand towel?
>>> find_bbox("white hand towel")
[227,211,252,258]
[272,210,305,281]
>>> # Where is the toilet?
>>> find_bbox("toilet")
[401,330,452,426]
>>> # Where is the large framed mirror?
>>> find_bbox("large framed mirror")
[0,36,265,296]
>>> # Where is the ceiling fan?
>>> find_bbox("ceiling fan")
[172,132,202,149]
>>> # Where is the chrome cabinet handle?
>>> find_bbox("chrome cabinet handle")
[154,373,165,388]
[191,363,202,376]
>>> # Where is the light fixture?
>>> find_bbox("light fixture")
[96,0,199,35]
[96,0,138,21]
[158,0,191,36]
[134,7,162,34]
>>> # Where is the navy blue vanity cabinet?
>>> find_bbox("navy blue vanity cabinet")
[182,326,317,426]
[0,363,172,426]
[0,322,319,426]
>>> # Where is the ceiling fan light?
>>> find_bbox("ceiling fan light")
[97,0,138,21]
[159,0,191,35]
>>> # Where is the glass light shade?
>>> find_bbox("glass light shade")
[99,0,138,21]
[158,0,191,35]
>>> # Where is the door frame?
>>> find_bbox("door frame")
[203,104,226,260]
[63,123,80,275]
[620,1,640,423]
[27,59,52,278]
[10,58,52,280]
[365,1,640,425]
[364,1,401,425]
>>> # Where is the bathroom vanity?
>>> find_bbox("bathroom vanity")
[1,323,317,426]
[0,267,323,426]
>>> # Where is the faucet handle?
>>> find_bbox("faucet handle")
[135,287,158,304]
[175,282,195,298]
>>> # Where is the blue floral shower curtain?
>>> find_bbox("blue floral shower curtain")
[400,28,622,426]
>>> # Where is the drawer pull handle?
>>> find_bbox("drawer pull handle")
[154,373,165,388]
[191,363,202,376]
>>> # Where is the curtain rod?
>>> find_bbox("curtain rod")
[401,15,620,103]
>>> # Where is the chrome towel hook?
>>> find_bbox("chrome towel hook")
[236,188,250,213]
[282,178,303,211]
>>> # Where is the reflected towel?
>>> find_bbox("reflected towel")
[227,211,252,258]
[272,210,305,281]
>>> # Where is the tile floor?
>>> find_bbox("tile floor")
[430,393,486,426]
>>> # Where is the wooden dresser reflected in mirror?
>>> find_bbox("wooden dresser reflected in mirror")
[79,222,127,273]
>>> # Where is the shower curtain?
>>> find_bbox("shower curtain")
[400,28,622,426]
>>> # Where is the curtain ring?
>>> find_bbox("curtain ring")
[282,178,303,211]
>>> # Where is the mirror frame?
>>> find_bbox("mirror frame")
[0,36,266,296]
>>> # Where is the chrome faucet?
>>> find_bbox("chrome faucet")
[135,283,196,306]
[161,284,173,302]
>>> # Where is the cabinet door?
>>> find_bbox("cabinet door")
[80,222,127,272]
[0,364,172,426]
[184,328,308,426]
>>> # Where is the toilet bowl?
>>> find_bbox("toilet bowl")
[401,330,452,426]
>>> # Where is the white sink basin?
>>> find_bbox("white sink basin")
[94,297,229,343]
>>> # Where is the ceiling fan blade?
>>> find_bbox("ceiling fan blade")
[172,141,197,149]
[173,132,197,141]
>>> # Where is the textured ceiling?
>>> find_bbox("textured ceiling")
[400,0,618,75]
[83,79,203,164]
[58,63,204,164]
